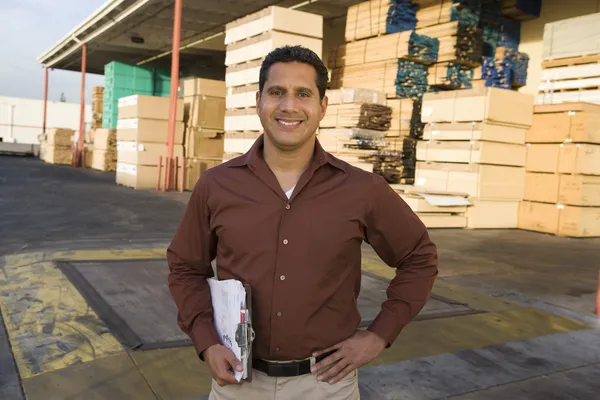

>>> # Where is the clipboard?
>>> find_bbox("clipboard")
[236,283,255,382]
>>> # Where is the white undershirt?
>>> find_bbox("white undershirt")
[285,185,295,199]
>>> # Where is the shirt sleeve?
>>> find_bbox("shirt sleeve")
[167,173,220,359]
[363,174,439,347]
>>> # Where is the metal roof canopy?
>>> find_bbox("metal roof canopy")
[37,0,360,77]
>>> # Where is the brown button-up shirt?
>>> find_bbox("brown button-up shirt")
[167,135,438,361]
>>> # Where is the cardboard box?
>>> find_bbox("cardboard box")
[525,144,560,173]
[116,118,185,144]
[116,162,182,190]
[416,140,526,167]
[559,174,600,206]
[116,142,184,166]
[93,129,116,151]
[518,201,559,234]
[415,162,525,200]
[184,157,222,190]
[185,96,226,130]
[183,78,226,98]
[423,122,527,145]
[422,87,534,127]
[467,200,520,229]
[559,143,600,175]
[118,95,184,121]
[524,172,560,203]
[185,128,224,158]
[528,103,600,144]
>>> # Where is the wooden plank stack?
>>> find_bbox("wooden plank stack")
[345,0,419,41]
[90,129,117,172]
[39,128,74,165]
[92,86,104,129]
[223,6,323,158]
[520,102,600,237]
[115,95,184,190]
[319,88,391,172]
[537,57,600,106]
[415,86,534,228]
[182,78,225,189]
[476,46,529,89]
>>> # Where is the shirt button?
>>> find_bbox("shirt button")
[276,311,282,317]
[283,239,288,244]
[285,204,291,210]
[280,275,286,281]
[275,347,280,352]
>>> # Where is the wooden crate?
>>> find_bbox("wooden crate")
[528,103,600,144]
[116,118,184,145]
[417,140,526,167]
[423,122,527,145]
[415,161,525,200]
[225,5,323,45]
[116,142,184,166]
[225,31,322,66]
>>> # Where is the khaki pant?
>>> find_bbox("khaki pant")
[208,368,360,400]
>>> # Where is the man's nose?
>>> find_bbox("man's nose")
[279,93,299,112]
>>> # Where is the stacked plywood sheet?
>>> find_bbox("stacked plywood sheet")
[90,128,117,171]
[224,6,323,157]
[537,58,600,106]
[182,78,225,189]
[416,86,534,228]
[520,102,600,237]
[115,95,184,190]
[39,128,73,165]
[92,86,104,129]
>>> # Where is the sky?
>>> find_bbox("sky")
[0,0,107,104]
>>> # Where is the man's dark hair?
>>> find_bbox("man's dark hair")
[258,45,329,100]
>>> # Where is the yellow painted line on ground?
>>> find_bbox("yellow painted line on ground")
[0,248,166,380]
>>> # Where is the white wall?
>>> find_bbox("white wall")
[519,0,600,96]
[0,96,92,145]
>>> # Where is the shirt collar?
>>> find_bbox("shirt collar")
[227,133,347,173]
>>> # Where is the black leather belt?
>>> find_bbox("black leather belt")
[252,350,336,377]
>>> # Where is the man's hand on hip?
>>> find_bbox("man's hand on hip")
[203,344,243,387]
[310,330,386,384]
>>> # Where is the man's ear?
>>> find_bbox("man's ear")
[320,95,328,120]
[255,90,261,111]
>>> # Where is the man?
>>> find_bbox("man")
[167,45,438,399]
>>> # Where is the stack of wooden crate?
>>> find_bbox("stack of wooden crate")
[414,86,534,228]
[520,102,600,237]
[115,95,184,190]
[223,6,323,158]
[90,128,117,172]
[182,78,226,190]
[39,128,74,165]
[318,88,391,172]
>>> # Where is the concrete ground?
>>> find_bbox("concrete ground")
[1,155,599,400]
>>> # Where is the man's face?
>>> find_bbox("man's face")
[256,61,327,151]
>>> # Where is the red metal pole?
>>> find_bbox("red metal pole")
[77,43,87,168]
[42,67,49,133]
[165,0,182,191]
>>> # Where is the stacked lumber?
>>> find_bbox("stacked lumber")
[345,0,418,41]
[329,30,439,68]
[537,57,600,106]
[428,62,473,89]
[416,86,534,228]
[500,0,541,21]
[415,1,479,29]
[224,6,323,156]
[477,46,529,89]
[317,127,388,172]
[39,128,73,165]
[92,86,104,129]
[520,102,600,237]
[182,78,225,190]
[90,129,117,172]
[115,95,184,190]
[321,103,393,130]
[417,21,483,68]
